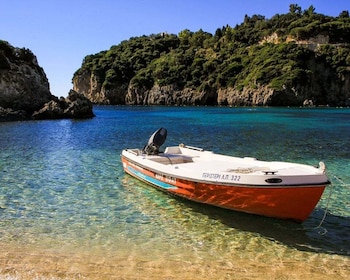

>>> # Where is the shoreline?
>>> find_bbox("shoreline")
[1,243,349,280]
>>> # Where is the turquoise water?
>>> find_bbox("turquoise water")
[0,106,349,279]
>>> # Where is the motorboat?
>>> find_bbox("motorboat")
[121,128,330,222]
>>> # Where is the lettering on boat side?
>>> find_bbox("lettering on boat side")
[155,173,177,184]
[202,173,241,182]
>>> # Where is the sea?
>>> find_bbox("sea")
[0,106,349,279]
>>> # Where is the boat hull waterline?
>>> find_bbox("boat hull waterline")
[121,145,329,223]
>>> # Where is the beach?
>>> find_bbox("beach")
[1,241,349,279]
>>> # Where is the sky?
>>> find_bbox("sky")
[1,0,349,97]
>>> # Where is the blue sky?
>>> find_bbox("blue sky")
[1,0,349,97]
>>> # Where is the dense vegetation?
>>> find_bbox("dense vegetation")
[74,4,350,105]
[0,40,38,69]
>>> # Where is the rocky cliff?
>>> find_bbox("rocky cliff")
[73,70,350,107]
[0,41,52,115]
[0,40,94,121]
[125,84,217,105]
[72,69,127,104]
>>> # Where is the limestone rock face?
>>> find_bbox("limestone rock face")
[0,41,52,120]
[72,70,103,103]
[125,84,217,105]
[217,86,276,106]
[73,71,350,107]
[72,69,127,104]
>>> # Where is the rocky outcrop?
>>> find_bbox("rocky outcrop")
[217,86,276,106]
[0,41,94,121]
[72,69,127,104]
[0,107,27,121]
[0,41,52,118]
[32,90,94,120]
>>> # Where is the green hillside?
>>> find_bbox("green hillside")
[73,4,350,106]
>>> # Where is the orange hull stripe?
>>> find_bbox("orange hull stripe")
[122,157,325,222]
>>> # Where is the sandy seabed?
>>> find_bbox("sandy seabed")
[0,243,349,280]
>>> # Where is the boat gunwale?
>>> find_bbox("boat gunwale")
[121,153,330,188]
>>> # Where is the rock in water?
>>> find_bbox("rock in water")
[32,90,94,120]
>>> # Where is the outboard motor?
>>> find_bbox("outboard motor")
[143,128,167,155]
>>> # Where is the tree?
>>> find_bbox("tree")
[339,10,349,18]
[305,5,315,17]
[289,4,302,15]
[178,29,192,46]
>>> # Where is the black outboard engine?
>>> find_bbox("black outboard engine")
[143,128,167,155]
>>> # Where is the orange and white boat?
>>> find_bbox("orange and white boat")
[121,128,330,222]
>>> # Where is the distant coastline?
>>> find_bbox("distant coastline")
[1,4,350,122]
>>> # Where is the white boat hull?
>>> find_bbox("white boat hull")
[121,144,329,222]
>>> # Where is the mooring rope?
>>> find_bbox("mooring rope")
[332,175,350,189]
[312,174,349,235]
[312,181,334,235]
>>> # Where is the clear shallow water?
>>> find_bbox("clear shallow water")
[0,106,349,279]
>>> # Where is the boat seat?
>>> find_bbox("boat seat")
[150,154,193,165]
[164,146,182,154]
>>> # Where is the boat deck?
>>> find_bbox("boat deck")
[125,146,325,177]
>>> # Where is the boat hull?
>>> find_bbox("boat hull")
[121,155,326,223]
